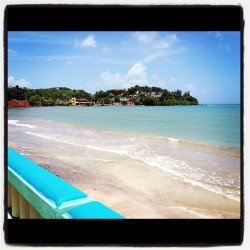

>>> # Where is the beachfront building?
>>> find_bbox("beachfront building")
[126,101,134,106]
[70,97,92,106]
[8,100,30,108]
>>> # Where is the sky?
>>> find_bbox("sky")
[8,31,241,104]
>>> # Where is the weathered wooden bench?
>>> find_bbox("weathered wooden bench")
[8,147,124,219]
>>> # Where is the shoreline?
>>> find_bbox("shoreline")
[19,149,240,219]
[7,105,241,219]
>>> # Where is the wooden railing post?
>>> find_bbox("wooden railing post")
[8,182,12,208]
[11,185,20,218]
[29,205,41,219]
[20,195,30,219]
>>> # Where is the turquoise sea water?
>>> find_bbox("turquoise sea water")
[9,105,240,148]
[8,105,241,202]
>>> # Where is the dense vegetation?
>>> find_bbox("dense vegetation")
[8,85,199,106]
[94,85,199,106]
[8,86,91,106]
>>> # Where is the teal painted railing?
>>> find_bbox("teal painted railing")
[7,147,124,219]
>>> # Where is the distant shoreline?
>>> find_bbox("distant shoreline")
[7,85,199,107]
[7,103,240,108]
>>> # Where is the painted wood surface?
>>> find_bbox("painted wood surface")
[8,147,124,219]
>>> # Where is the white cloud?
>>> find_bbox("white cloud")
[155,81,166,88]
[8,76,31,87]
[100,71,122,86]
[97,62,176,90]
[75,34,97,48]
[150,75,167,88]
[15,79,31,88]
[133,32,179,50]
[132,32,158,43]
[142,51,166,63]
[125,63,148,87]
[153,34,179,49]
[8,76,15,83]
[209,32,231,52]
[97,62,149,89]
[127,62,147,79]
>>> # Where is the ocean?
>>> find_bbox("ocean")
[8,104,241,202]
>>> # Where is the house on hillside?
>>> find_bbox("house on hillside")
[147,92,162,98]
[119,97,129,102]
[119,97,134,106]
[56,99,70,106]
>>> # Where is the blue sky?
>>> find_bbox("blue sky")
[8,31,240,104]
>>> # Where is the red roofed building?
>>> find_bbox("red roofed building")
[8,100,30,108]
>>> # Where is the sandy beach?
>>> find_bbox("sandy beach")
[15,146,240,219]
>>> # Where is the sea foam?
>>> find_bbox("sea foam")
[167,137,179,142]
[24,122,240,203]
[8,120,37,128]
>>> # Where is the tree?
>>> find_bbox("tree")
[183,91,190,97]
[173,89,182,97]
[104,97,112,104]
[160,89,169,99]
[95,90,108,99]
[114,96,120,103]
[142,96,156,106]
[151,86,162,92]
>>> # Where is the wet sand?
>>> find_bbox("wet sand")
[16,148,240,219]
